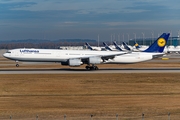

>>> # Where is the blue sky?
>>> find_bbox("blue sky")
[0,0,180,41]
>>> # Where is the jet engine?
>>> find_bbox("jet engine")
[69,58,83,66]
[89,56,103,64]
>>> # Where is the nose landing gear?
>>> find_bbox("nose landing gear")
[16,64,19,67]
[15,60,19,67]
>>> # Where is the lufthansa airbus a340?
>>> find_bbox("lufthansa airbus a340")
[3,33,170,70]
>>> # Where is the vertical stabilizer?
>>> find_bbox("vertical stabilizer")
[85,42,93,50]
[134,42,141,49]
[103,42,112,51]
[122,42,131,51]
[113,41,123,51]
[143,33,170,53]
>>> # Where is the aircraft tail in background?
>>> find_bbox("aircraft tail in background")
[85,42,93,50]
[122,42,131,51]
[85,42,102,51]
[103,42,112,51]
[134,42,141,49]
[113,41,123,51]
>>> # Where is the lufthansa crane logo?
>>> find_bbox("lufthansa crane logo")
[157,38,166,47]
[135,43,139,47]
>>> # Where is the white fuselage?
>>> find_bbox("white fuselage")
[3,48,125,62]
[107,52,153,63]
[3,48,163,65]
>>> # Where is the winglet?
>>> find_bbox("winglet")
[143,33,170,53]
[103,42,112,51]
[113,41,123,51]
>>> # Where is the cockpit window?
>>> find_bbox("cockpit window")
[6,51,11,53]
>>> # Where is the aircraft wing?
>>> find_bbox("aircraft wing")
[72,51,128,64]
[100,52,128,60]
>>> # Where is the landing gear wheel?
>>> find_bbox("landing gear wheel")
[85,65,99,70]
[15,60,19,67]
[85,66,90,70]
[94,66,98,70]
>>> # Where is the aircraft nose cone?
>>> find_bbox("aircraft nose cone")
[3,53,8,58]
[3,53,6,57]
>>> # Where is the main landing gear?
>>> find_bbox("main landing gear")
[85,65,99,70]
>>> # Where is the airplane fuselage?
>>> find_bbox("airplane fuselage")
[3,48,158,64]
[2,33,169,70]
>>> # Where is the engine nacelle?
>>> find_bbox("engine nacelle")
[69,58,82,67]
[89,56,102,64]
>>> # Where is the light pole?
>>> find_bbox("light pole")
[142,32,144,45]
[133,33,136,43]
[122,33,124,42]
[113,33,115,44]
[169,30,172,45]
[111,34,112,45]
[118,34,120,44]
[97,34,99,47]
[127,33,129,45]
[171,31,173,46]
[151,31,154,44]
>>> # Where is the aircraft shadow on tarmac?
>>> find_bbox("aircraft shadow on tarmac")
[1,68,180,72]
[53,68,180,71]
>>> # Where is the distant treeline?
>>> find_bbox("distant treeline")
[0,39,97,49]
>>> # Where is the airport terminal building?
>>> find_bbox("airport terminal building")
[129,36,180,46]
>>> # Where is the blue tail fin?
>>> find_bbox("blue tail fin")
[134,42,141,49]
[143,33,170,53]
[103,42,112,51]
[122,42,131,51]
[85,42,93,50]
[113,41,123,51]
